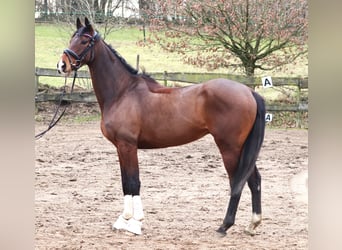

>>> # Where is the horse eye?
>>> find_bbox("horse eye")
[81,40,88,45]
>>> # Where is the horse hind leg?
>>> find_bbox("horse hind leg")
[244,166,262,235]
[216,186,243,235]
[215,148,243,235]
[217,164,262,236]
[215,142,260,236]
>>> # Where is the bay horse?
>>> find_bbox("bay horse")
[57,17,265,236]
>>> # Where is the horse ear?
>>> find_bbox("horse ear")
[84,17,94,34]
[85,17,91,27]
[76,17,83,29]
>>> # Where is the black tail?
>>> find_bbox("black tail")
[231,91,266,196]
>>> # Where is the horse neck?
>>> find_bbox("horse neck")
[87,41,136,112]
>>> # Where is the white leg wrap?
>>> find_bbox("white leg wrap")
[122,195,133,220]
[112,215,128,230]
[133,195,144,221]
[112,195,144,235]
[126,218,142,235]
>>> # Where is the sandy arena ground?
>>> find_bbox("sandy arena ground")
[35,116,308,249]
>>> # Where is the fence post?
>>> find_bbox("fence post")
[136,54,140,71]
[296,79,302,128]
[163,71,168,86]
[35,67,39,95]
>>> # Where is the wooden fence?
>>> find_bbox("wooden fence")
[35,67,308,114]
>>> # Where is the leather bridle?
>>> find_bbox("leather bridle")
[63,32,100,70]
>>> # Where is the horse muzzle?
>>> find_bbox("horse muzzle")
[57,59,66,74]
[57,55,73,76]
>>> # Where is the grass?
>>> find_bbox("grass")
[35,23,205,72]
[35,23,308,88]
[36,23,217,87]
[72,113,101,123]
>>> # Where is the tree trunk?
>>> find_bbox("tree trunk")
[242,59,255,78]
[43,0,48,20]
[241,59,256,88]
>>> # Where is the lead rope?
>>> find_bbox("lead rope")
[35,71,78,140]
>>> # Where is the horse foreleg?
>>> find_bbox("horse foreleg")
[113,195,144,235]
[244,166,262,235]
[112,142,144,235]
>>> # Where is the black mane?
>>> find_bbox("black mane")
[102,40,155,80]
[103,42,139,75]
[77,27,155,80]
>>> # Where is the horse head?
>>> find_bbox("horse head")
[57,17,99,76]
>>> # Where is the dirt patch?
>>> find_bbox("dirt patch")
[35,114,308,249]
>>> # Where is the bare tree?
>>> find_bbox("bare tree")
[143,0,308,77]
[36,0,141,39]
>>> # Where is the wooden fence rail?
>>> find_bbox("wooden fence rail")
[35,67,308,113]
[35,67,308,88]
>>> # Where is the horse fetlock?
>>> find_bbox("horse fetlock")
[244,213,262,236]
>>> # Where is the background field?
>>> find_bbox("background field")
[35,23,308,88]
[35,23,308,128]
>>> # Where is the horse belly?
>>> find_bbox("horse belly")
[137,120,208,149]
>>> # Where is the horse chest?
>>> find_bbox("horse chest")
[100,106,140,143]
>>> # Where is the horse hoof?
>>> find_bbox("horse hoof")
[112,216,142,235]
[126,218,142,235]
[244,227,257,236]
[216,227,227,236]
[112,215,128,230]
[244,229,256,236]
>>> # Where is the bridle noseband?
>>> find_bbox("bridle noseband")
[63,32,99,70]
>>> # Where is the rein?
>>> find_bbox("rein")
[36,32,99,140]
[35,71,77,140]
